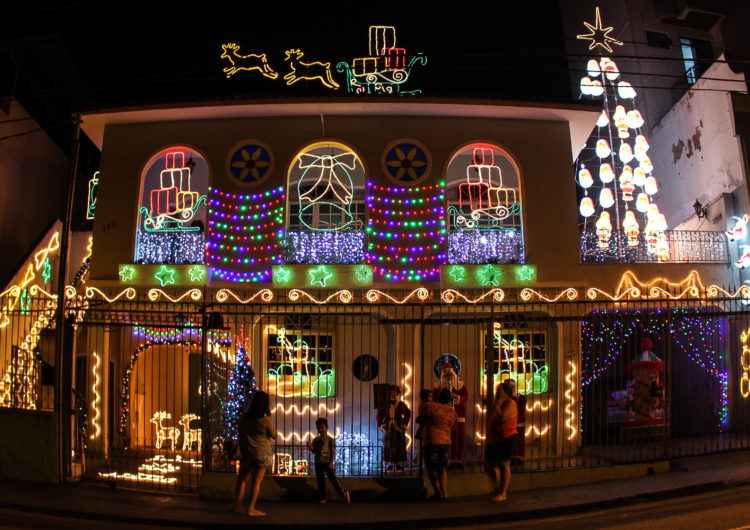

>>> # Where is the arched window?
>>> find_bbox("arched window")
[445,143,524,264]
[285,141,366,264]
[134,147,209,264]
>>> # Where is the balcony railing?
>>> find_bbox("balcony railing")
[580,230,728,264]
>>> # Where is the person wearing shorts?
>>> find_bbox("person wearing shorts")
[485,380,518,502]
[417,387,457,499]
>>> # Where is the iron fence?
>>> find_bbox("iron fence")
[2,285,749,491]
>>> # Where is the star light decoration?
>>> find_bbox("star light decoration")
[274,266,293,284]
[477,264,502,287]
[449,265,467,283]
[516,265,535,282]
[119,265,136,282]
[577,6,623,53]
[154,265,176,287]
[354,265,373,284]
[188,266,206,282]
[309,265,334,287]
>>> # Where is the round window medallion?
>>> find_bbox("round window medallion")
[226,140,273,186]
[353,354,380,382]
[382,140,431,185]
[433,353,462,379]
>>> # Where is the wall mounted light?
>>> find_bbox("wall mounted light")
[694,200,708,219]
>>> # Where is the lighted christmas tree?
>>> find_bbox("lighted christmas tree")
[221,345,256,439]
[576,7,668,262]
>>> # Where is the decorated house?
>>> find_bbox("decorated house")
[1,14,749,495]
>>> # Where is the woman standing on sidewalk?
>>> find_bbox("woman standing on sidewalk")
[417,388,457,499]
[485,380,518,502]
[234,391,278,516]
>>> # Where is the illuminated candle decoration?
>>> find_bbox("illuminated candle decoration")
[367,180,446,281]
[207,185,284,282]
[283,49,340,89]
[227,142,272,185]
[336,25,427,95]
[383,141,430,185]
[726,215,748,242]
[220,43,279,79]
[86,171,99,220]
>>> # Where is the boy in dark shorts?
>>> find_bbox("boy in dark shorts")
[307,418,351,504]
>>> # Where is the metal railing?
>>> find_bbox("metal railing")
[580,230,729,263]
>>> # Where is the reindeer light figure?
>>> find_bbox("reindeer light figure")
[179,413,202,452]
[151,411,180,450]
[283,49,340,90]
[220,43,278,79]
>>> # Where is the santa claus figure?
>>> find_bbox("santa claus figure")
[376,384,411,471]
[432,361,468,464]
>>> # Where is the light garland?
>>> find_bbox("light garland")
[448,230,523,264]
[85,287,136,303]
[90,352,101,440]
[288,289,353,305]
[215,288,274,304]
[208,186,284,283]
[366,180,446,282]
[564,360,577,441]
[739,328,749,399]
[440,289,504,304]
[520,288,578,303]
[147,288,202,303]
[272,403,340,415]
[365,288,429,304]
[135,232,205,264]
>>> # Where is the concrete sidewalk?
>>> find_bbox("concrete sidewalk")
[1,451,749,529]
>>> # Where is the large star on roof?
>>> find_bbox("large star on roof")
[577,7,623,53]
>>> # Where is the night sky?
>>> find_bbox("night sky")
[0,1,572,151]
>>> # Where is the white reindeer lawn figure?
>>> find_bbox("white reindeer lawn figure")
[151,411,180,450]
[179,413,202,452]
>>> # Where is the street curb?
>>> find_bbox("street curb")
[1,478,749,528]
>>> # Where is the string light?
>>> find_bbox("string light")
[288,289,353,305]
[565,360,577,441]
[365,288,429,304]
[90,352,101,440]
[441,289,504,304]
[285,230,364,264]
[147,288,202,303]
[215,288,274,304]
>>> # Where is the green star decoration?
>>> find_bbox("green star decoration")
[449,265,466,283]
[188,266,206,282]
[477,265,502,287]
[42,258,52,284]
[354,265,373,284]
[309,265,334,287]
[119,265,136,282]
[154,265,176,286]
[19,288,31,314]
[516,265,535,282]
[274,266,292,284]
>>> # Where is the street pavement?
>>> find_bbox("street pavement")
[0,450,748,529]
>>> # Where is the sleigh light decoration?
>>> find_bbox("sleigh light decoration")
[337,26,427,95]
[139,152,207,233]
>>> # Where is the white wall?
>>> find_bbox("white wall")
[651,58,748,226]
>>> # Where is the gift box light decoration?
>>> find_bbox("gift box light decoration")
[207,185,284,282]
[135,149,208,264]
[575,8,668,261]
[366,180,446,281]
[445,144,524,265]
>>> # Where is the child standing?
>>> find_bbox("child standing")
[307,418,351,504]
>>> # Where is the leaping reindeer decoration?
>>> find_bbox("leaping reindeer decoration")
[151,411,181,449]
[220,43,279,79]
[179,413,202,452]
[283,49,340,90]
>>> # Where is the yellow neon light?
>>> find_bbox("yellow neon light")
[525,425,549,437]
[85,286,136,302]
[365,288,429,304]
[272,403,340,415]
[283,49,340,89]
[28,285,56,300]
[220,43,278,79]
[619,270,703,297]
[707,285,750,299]
[97,471,178,485]
[179,413,202,452]
[288,289,352,304]
[151,411,181,450]
[215,288,274,304]
[441,288,504,304]
[741,374,749,399]
[84,236,93,260]
[475,432,486,441]
[520,288,577,303]
[576,6,623,54]
[526,400,552,412]
[90,352,101,440]
[33,231,60,270]
[278,430,317,443]
[564,361,577,441]
[586,286,639,301]
[402,362,413,450]
[741,329,750,399]
[147,288,202,303]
